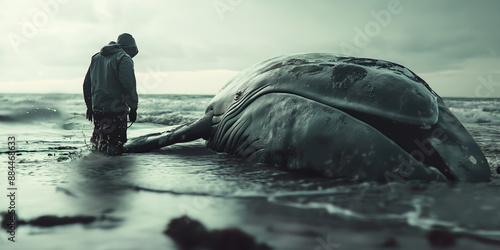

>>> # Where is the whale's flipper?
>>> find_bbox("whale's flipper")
[124,111,213,153]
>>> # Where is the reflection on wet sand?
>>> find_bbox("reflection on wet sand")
[69,153,136,214]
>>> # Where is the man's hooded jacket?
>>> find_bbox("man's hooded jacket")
[83,33,139,114]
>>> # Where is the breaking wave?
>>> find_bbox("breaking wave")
[444,98,500,124]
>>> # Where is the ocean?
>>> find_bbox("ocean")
[0,93,499,249]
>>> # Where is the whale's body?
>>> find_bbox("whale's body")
[124,54,491,182]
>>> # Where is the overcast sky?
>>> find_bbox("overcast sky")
[1,0,499,97]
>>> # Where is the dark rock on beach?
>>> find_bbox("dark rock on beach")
[164,215,272,250]
[1,212,121,229]
[164,216,210,249]
[29,215,96,227]
[427,229,456,248]
[379,236,399,248]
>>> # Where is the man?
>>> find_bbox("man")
[83,33,139,156]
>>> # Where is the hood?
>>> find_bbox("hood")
[117,33,138,58]
[99,33,139,58]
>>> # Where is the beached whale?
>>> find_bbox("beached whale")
[124,53,491,182]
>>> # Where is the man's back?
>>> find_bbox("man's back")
[89,42,137,114]
[85,33,138,114]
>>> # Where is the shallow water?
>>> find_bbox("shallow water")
[0,94,499,249]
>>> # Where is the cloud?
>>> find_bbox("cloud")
[1,0,499,97]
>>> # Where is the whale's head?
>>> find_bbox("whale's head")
[206,53,438,129]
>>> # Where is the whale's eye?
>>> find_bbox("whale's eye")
[234,91,242,101]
